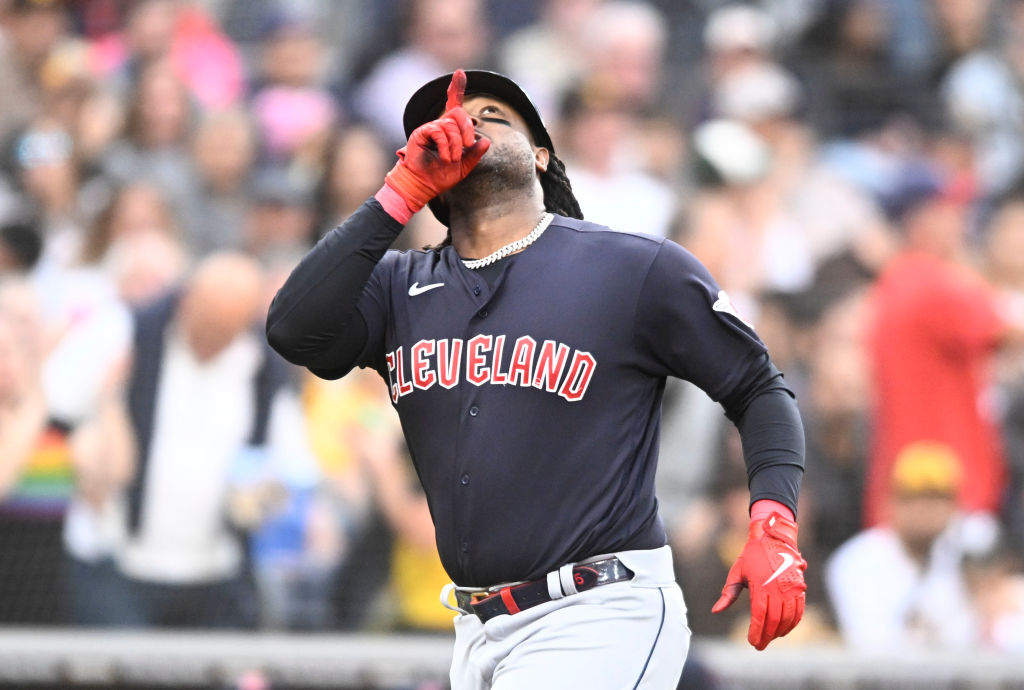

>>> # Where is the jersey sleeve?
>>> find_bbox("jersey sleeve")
[266,198,401,379]
[352,253,396,376]
[634,240,768,402]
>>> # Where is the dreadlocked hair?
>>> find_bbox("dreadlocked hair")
[425,153,583,250]
[541,154,583,220]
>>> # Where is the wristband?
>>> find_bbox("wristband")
[750,499,794,523]
[375,182,416,225]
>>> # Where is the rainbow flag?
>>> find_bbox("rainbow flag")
[0,423,74,519]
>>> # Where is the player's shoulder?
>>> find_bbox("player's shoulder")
[550,214,665,247]
[369,246,450,290]
[547,214,669,262]
[379,245,443,269]
[550,214,707,273]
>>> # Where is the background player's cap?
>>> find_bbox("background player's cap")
[890,441,962,496]
[403,70,554,153]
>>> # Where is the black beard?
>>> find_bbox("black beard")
[446,139,537,209]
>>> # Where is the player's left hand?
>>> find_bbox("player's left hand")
[711,512,807,650]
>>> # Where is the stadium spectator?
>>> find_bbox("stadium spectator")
[249,9,338,169]
[315,124,390,235]
[943,0,1024,200]
[9,117,87,274]
[297,369,381,630]
[60,342,134,626]
[191,108,256,255]
[33,182,178,426]
[716,58,896,284]
[355,402,451,633]
[99,58,203,252]
[882,0,996,92]
[558,79,677,237]
[352,0,490,147]
[497,0,603,117]
[685,116,814,304]
[826,441,979,650]
[0,280,63,624]
[984,198,1024,552]
[87,0,243,110]
[961,527,1024,653]
[670,454,756,639]
[243,166,315,262]
[53,221,185,628]
[669,3,778,130]
[104,226,188,308]
[78,182,179,266]
[797,0,922,140]
[864,174,1024,526]
[103,253,306,628]
[0,217,43,273]
[796,271,873,556]
[578,1,665,112]
[0,0,69,143]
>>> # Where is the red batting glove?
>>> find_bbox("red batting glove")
[711,512,807,650]
[383,69,491,215]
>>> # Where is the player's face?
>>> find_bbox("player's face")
[461,95,549,175]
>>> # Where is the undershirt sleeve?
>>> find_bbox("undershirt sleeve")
[720,356,806,517]
[265,198,401,379]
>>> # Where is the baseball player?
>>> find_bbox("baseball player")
[267,69,807,689]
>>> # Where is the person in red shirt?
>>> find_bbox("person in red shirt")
[866,178,1024,526]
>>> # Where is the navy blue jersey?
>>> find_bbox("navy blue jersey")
[268,201,802,587]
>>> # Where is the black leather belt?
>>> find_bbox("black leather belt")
[454,556,634,623]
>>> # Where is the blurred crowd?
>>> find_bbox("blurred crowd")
[2,0,1024,665]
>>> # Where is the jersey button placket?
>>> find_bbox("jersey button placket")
[456,281,490,573]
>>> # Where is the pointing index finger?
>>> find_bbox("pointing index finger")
[445,69,467,112]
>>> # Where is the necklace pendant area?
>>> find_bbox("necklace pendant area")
[461,213,554,270]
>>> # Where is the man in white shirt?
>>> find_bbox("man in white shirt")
[826,441,980,650]
[103,253,308,627]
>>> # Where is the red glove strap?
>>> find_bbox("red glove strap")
[752,511,800,544]
[384,162,438,214]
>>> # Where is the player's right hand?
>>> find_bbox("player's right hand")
[384,69,491,213]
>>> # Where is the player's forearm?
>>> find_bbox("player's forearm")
[735,385,805,516]
[266,198,401,368]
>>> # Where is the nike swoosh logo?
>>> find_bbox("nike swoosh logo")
[763,552,795,586]
[408,282,444,296]
[712,290,754,329]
